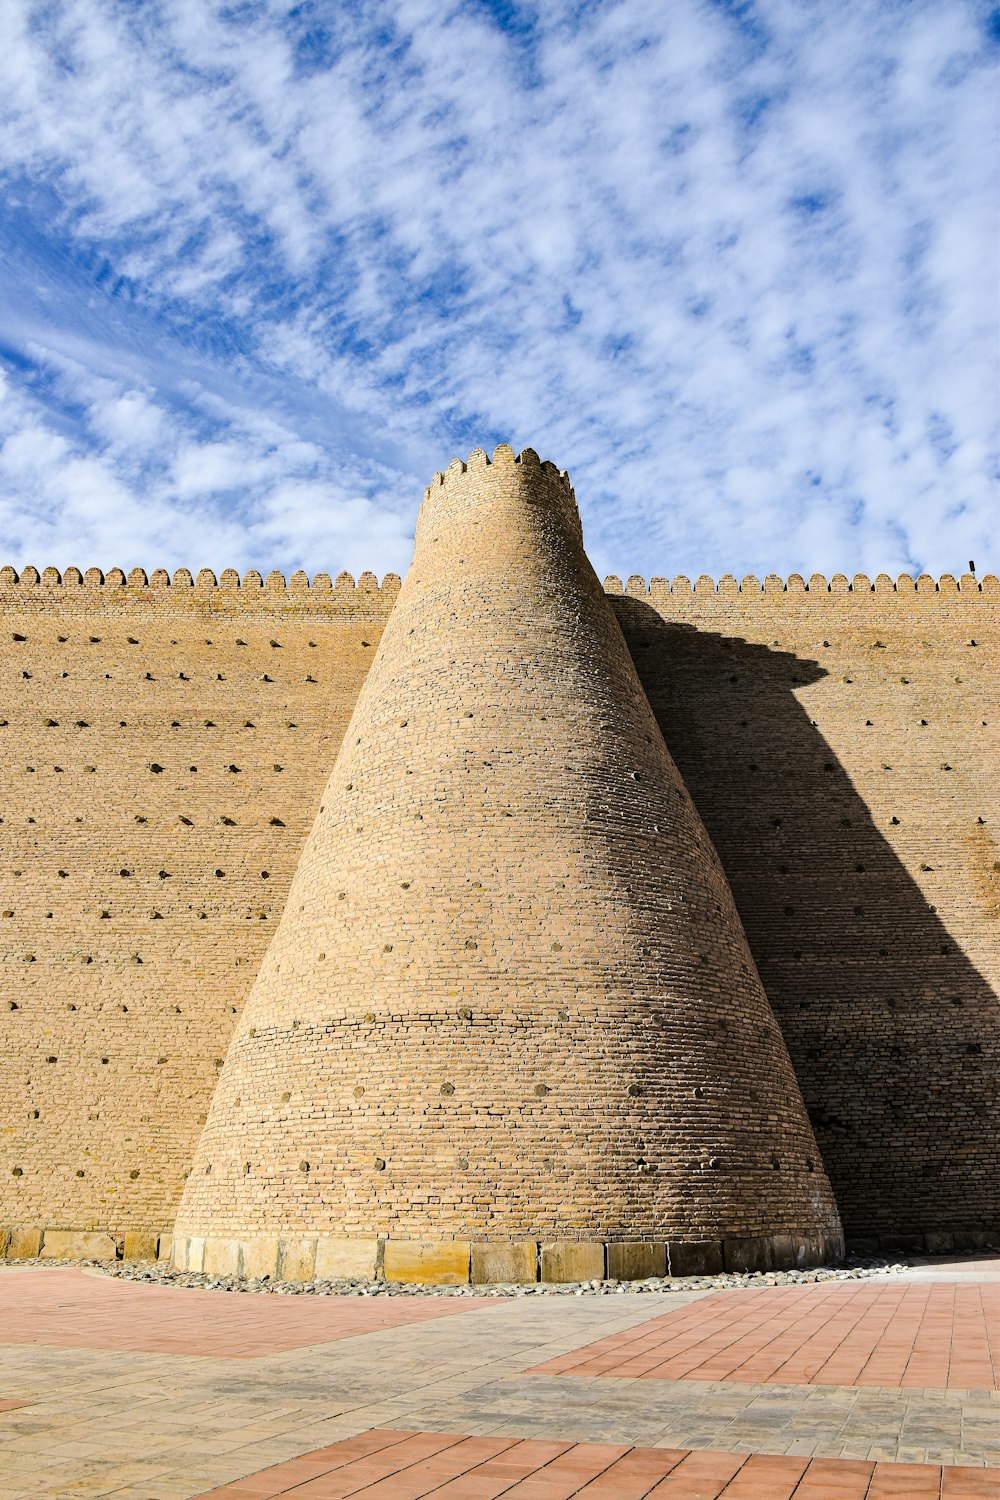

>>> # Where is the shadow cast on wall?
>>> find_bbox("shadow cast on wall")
[615,599,998,1245]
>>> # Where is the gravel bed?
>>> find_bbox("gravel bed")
[49,1253,918,1296]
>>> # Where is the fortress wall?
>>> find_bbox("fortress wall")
[0,568,396,1239]
[611,572,999,1244]
[1,564,997,1249]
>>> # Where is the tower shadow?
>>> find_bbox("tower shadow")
[613,597,999,1247]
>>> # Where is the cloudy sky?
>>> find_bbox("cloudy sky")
[0,1,996,582]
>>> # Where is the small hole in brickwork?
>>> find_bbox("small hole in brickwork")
[550,941,562,951]
[46,1055,56,1063]
[806,1158,815,1172]
[75,1169,85,1178]
[374,1157,386,1170]
[269,817,284,826]
[129,1169,140,1179]
[221,816,235,825]
[626,1083,641,1097]
[149,763,163,774]
[243,1162,250,1175]
[458,1007,473,1021]
[299,1160,309,1172]
[12,1166,23,1177]
[879,947,889,956]
[465,938,477,949]
[353,1085,365,1097]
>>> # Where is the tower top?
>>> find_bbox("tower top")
[418,443,582,545]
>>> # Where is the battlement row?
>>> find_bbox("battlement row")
[604,572,999,596]
[423,443,574,498]
[0,565,995,595]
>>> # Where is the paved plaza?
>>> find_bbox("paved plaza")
[0,1257,996,1499]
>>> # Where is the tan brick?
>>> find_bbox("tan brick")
[383,1240,470,1285]
[471,1242,537,1284]
[541,1242,605,1283]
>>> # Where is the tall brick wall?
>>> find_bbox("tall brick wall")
[173,446,841,1267]
[0,556,996,1249]
[611,571,999,1244]
[0,564,396,1236]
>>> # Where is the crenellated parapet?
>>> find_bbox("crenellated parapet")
[0,565,402,594]
[604,572,999,596]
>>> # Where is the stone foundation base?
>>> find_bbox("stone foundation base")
[168,1229,848,1284]
[0,1227,170,1262]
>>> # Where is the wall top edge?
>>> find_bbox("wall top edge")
[0,565,995,596]
[0,566,403,593]
[604,571,999,596]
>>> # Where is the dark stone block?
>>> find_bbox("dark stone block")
[667,1240,723,1276]
[723,1236,773,1273]
[879,1232,923,1253]
[606,1242,666,1280]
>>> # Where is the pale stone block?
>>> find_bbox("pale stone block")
[606,1242,666,1281]
[40,1230,117,1261]
[471,1242,537,1284]
[667,1240,723,1276]
[240,1236,279,1280]
[540,1241,604,1283]
[314,1236,378,1280]
[187,1236,206,1273]
[123,1231,160,1262]
[157,1236,173,1263]
[7,1227,42,1259]
[203,1238,240,1276]
[279,1236,317,1281]
[383,1240,470,1285]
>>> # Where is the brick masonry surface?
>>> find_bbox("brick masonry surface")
[173,445,840,1254]
[0,445,996,1251]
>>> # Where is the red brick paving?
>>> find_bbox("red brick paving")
[531,1282,999,1390]
[195,1429,997,1498]
[0,1270,499,1358]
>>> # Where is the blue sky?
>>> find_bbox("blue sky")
[0,0,996,580]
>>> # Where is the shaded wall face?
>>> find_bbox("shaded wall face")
[613,583,999,1241]
[0,574,394,1234]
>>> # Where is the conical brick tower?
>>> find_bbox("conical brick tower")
[173,445,842,1284]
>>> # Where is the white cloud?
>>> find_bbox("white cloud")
[0,0,995,581]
